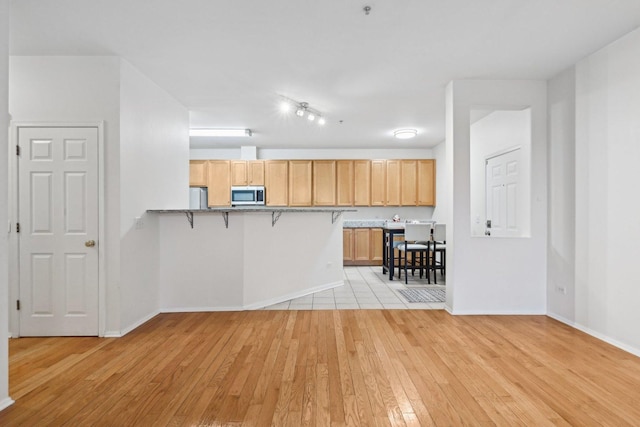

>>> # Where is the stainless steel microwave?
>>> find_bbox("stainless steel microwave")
[231,186,265,206]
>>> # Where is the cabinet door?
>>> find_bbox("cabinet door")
[189,160,208,187]
[313,160,336,206]
[343,229,354,262]
[207,160,231,206]
[370,228,383,265]
[289,160,313,206]
[386,160,401,206]
[353,160,371,206]
[248,161,265,185]
[354,229,371,261]
[336,160,354,206]
[370,160,386,206]
[401,160,418,206]
[265,160,288,206]
[231,161,248,186]
[417,159,436,206]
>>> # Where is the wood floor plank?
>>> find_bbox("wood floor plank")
[2,310,640,426]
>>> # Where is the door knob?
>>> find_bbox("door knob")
[85,240,96,247]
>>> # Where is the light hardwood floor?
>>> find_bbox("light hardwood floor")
[2,310,640,426]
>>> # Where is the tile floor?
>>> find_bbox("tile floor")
[262,265,446,310]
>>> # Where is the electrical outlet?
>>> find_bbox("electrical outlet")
[135,217,144,230]
[556,286,566,295]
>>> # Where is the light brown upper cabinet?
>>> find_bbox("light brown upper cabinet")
[353,160,371,206]
[288,160,313,206]
[417,159,436,206]
[206,160,231,206]
[370,160,386,206]
[231,160,265,186]
[189,160,208,187]
[336,160,354,206]
[230,161,248,186]
[313,160,336,206]
[400,160,418,205]
[264,160,288,206]
[386,160,401,206]
[248,161,265,185]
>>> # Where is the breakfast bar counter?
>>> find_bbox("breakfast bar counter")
[147,208,355,311]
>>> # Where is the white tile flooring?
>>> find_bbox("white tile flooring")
[262,266,446,310]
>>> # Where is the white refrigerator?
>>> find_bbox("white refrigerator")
[189,187,208,209]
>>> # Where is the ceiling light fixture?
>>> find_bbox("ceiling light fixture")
[280,97,326,126]
[190,128,252,137]
[393,129,418,139]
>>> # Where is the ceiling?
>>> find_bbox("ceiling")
[9,0,640,150]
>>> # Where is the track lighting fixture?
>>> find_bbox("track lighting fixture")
[280,98,326,126]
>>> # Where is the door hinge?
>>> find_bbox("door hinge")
[16,300,20,311]
[16,145,20,156]
[16,222,20,233]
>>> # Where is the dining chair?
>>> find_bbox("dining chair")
[396,223,431,284]
[430,223,446,283]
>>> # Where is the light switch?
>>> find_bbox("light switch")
[135,217,144,229]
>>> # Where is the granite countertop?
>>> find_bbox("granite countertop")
[343,220,387,228]
[148,207,357,213]
[343,219,435,228]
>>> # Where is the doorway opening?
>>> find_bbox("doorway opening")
[469,108,531,238]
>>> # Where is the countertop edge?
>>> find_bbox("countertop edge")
[147,208,358,213]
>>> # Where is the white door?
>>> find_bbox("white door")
[18,127,99,336]
[485,148,521,237]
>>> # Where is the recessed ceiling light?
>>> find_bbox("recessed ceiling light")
[189,129,252,137]
[393,129,418,139]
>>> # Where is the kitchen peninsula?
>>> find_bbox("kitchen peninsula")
[148,208,355,311]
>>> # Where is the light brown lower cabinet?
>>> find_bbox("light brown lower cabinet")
[343,228,383,266]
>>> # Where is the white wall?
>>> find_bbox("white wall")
[469,109,531,236]
[446,80,547,314]
[118,60,189,333]
[548,27,640,356]
[8,56,122,334]
[431,141,447,223]
[0,0,12,411]
[547,67,576,322]
[190,147,434,160]
[8,56,189,336]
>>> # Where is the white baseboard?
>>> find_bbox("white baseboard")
[103,331,122,338]
[0,397,15,412]
[547,312,640,358]
[119,311,160,337]
[161,306,244,313]
[160,281,345,313]
[243,280,344,310]
[103,310,160,338]
[448,308,546,315]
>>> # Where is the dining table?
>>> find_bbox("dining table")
[381,223,405,280]
[381,221,436,280]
